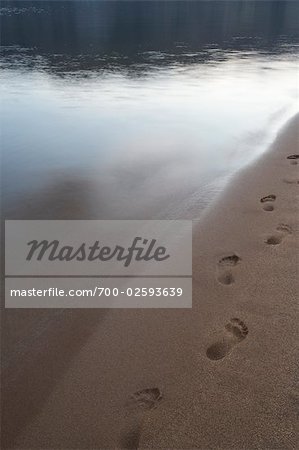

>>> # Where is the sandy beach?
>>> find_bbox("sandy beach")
[2,114,298,449]
[138,114,299,449]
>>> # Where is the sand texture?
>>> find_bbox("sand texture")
[2,115,298,449]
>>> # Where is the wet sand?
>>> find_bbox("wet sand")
[2,114,299,449]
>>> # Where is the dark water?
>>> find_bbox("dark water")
[1,0,298,219]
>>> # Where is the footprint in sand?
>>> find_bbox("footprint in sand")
[265,223,292,246]
[128,388,162,410]
[260,194,276,211]
[121,388,162,449]
[283,178,299,185]
[287,154,299,165]
[276,223,292,234]
[217,254,241,285]
[206,318,248,361]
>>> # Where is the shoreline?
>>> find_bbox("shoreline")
[3,114,299,449]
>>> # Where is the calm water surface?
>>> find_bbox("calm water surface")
[1,0,298,219]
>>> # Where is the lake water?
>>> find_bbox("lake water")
[1,0,298,220]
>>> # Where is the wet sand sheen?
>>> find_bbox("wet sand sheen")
[2,114,299,449]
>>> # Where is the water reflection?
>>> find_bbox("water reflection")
[1,0,298,219]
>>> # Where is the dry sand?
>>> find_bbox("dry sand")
[2,114,299,449]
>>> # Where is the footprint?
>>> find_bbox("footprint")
[276,223,292,234]
[121,388,162,449]
[218,255,241,266]
[260,194,276,211]
[265,224,292,246]
[217,254,241,285]
[128,388,162,410]
[206,318,248,361]
[283,178,299,185]
[287,155,299,165]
